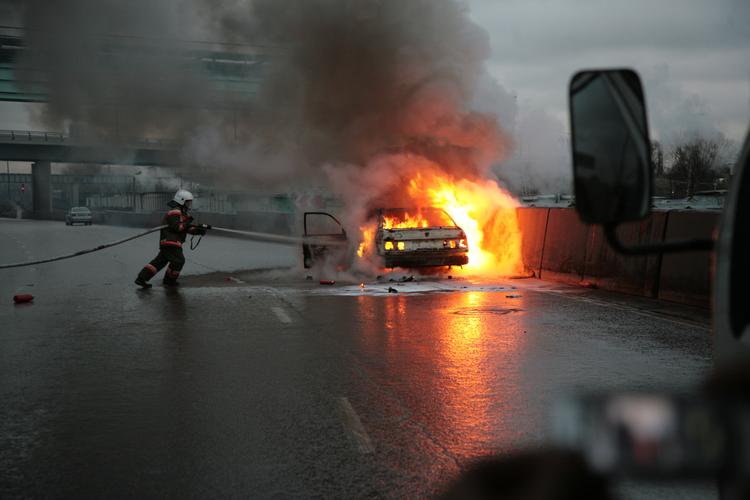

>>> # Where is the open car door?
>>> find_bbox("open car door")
[303,212,348,268]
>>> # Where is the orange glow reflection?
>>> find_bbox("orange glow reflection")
[354,290,527,460]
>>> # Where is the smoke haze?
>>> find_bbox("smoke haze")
[13,0,533,240]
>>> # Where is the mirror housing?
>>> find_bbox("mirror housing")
[569,69,652,224]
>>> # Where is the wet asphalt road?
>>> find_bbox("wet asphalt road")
[0,220,716,498]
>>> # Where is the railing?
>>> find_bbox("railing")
[0,129,66,143]
[0,129,177,148]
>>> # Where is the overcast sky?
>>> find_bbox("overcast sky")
[467,0,750,144]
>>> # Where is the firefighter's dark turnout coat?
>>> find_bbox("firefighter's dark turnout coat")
[137,206,201,284]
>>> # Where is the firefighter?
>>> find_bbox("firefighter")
[134,189,207,288]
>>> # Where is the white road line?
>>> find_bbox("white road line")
[271,306,292,324]
[337,397,374,454]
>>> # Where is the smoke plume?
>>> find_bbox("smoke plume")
[17,0,519,256]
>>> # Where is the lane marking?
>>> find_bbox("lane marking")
[263,286,302,315]
[271,306,292,324]
[337,397,374,454]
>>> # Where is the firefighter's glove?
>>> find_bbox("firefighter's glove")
[191,223,209,235]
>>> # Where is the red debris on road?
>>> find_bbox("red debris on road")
[319,280,336,285]
[13,294,34,304]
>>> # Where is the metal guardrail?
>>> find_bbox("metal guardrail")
[0,129,177,149]
[0,129,66,143]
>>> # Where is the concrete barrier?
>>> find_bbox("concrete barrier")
[29,210,66,222]
[658,210,718,308]
[539,208,590,283]
[582,212,667,297]
[516,207,549,277]
[100,211,162,228]
[518,207,716,308]
[235,211,295,235]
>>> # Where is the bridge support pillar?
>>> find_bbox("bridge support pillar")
[32,160,52,216]
[71,183,80,207]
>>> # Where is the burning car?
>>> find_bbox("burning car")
[302,208,469,270]
[373,208,469,268]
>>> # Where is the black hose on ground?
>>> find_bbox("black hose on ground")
[0,225,166,270]
[0,225,346,270]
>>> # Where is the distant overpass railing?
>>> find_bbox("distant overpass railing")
[0,129,66,143]
[0,129,177,150]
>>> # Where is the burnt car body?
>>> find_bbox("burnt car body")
[374,208,468,268]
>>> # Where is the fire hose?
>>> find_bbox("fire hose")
[0,225,346,270]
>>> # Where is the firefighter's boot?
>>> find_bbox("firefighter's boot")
[135,277,152,289]
[163,267,180,287]
[135,264,157,289]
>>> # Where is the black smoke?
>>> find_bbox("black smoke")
[15,0,515,197]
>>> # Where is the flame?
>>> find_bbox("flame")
[357,225,375,258]
[382,212,430,229]
[356,171,522,276]
[409,173,522,275]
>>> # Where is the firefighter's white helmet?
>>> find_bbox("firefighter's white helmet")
[173,189,194,206]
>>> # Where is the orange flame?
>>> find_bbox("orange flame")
[356,171,522,276]
[382,212,430,229]
[357,225,375,258]
[408,173,522,275]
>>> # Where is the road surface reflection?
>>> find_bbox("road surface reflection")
[354,290,529,459]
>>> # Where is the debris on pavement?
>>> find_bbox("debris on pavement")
[387,287,399,293]
[320,280,336,285]
[13,294,34,304]
[506,294,522,298]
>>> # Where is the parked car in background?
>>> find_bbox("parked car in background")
[65,206,93,226]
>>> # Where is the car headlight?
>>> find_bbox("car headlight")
[397,241,405,251]
[384,241,394,251]
[459,239,468,249]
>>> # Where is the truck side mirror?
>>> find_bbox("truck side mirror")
[569,69,651,224]
[568,68,713,255]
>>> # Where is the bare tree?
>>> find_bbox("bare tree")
[667,131,733,197]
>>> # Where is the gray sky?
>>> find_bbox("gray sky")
[466,0,750,143]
